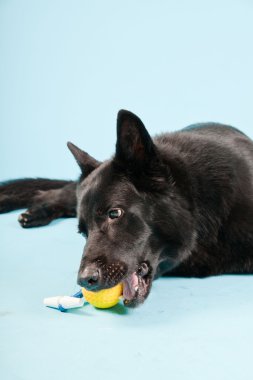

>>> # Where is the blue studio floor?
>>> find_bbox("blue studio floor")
[1,211,253,380]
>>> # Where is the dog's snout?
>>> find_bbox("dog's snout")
[78,266,101,290]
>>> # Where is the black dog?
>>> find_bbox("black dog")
[1,110,253,307]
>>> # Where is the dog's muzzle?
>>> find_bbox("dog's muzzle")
[78,259,152,307]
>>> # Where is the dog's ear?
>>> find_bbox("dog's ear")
[67,142,100,176]
[115,110,157,167]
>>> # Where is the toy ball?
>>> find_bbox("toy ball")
[82,283,123,309]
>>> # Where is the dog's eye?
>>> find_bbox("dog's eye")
[108,208,123,220]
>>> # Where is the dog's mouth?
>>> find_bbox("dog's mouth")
[122,262,152,308]
[78,260,152,308]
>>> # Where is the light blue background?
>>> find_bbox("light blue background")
[1,1,253,380]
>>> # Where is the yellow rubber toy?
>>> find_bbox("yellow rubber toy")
[82,283,123,309]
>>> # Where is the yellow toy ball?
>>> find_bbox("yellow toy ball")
[82,283,123,309]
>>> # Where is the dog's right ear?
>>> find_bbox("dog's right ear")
[67,142,101,176]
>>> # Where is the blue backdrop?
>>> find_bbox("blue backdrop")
[1,1,253,380]
[1,0,253,180]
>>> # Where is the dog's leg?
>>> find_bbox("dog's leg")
[0,179,77,227]
[0,178,73,213]
[18,182,77,228]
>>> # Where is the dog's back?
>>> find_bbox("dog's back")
[154,122,253,277]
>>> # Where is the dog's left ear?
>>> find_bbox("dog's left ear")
[67,142,101,176]
[115,110,157,166]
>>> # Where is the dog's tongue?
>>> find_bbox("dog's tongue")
[122,273,138,300]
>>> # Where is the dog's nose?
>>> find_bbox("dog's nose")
[78,266,101,290]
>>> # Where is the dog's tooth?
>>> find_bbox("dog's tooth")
[134,286,138,292]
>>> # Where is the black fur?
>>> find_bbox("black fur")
[0,179,76,227]
[1,110,253,307]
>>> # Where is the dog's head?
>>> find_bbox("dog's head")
[68,110,196,307]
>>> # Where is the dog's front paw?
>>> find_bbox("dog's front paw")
[18,208,52,228]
